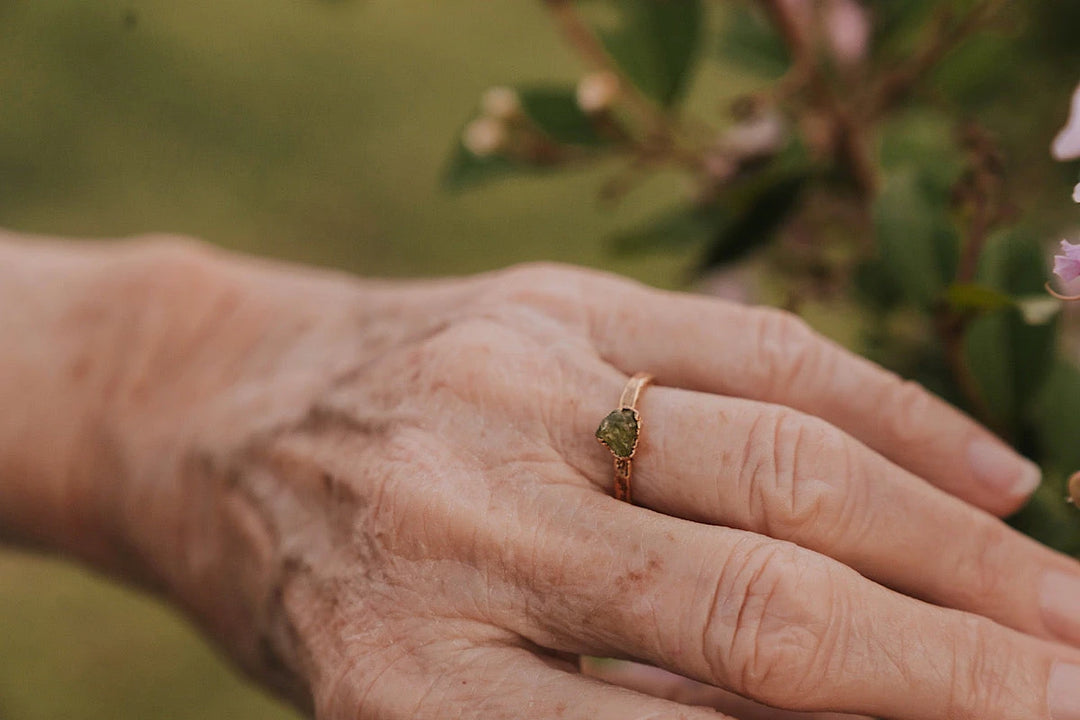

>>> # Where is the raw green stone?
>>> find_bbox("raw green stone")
[595,408,639,458]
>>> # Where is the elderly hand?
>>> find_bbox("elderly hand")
[4,236,1080,720]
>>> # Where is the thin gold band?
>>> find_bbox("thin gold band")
[619,372,652,410]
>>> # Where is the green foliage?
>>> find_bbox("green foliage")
[610,204,728,256]
[594,0,704,106]
[1032,360,1080,473]
[945,282,1013,312]
[1016,358,1080,556]
[442,136,521,192]
[442,0,1080,556]
[963,232,1059,430]
[1010,479,1080,556]
[872,169,959,308]
[878,111,965,191]
[700,172,806,270]
[946,285,1061,325]
[519,87,608,146]
[442,86,608,191]
[613,157,809,273]
[716,4,791,79]
[864,0,937,61]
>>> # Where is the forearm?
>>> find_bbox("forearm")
[0,231,416,708]
[0,232,142,563]
[0,232,306,706]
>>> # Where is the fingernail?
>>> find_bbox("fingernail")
[1049,663,1080,720]
[967,438,1041,498]
[1041,572,1080,646]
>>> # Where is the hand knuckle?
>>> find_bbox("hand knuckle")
[878,373,939,446]
[740,409,859,548]
[704,540,843,703]
[947,521,1012,615]
[411,317,519,394]
[471,262,626,343]
[746,308,825,397]
[484,261,604,310]
[945,615,1013,720]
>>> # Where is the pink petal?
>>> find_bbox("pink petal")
[1053,83,1080,161]
[1063,239,1080,261]
[1055,241,1080,283]
[825,0,870,66]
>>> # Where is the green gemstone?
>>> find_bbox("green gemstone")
[596,408,640,458]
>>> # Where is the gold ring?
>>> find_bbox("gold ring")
[595,372,654,504]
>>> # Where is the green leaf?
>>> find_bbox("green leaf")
[878,111,964,193]
[864,0,938,62]
[610,204,728,256]
[963,231,1058,430]
[945,283,1013,313]
[1013,355,1080,557]
[701,172,806,270]
[852,256,905,311]
[611,147,809,263]
[1008,478,1080,557]
[872,169,959,307]
[518,87,606,146]
[440,136,519,192]
[1031,359,1080,474]
[963,312,1022,425]
[716,4,791,79]
[595,0,703,107]
[945,284,1061,325]
[975,228,1054,297]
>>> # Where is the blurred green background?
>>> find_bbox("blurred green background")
[0,2,697,718]
[2,1,1079,718]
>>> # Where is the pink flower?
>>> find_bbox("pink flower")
[824,0,870,67]
[1053,83,1080,161]
[776,0,869,67]
[1054,240,1080,283]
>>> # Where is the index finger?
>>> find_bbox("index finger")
[588,284,1040,516]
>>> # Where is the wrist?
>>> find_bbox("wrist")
[0,233,329,702]
[0,233,253,571]
[0,234,161,560]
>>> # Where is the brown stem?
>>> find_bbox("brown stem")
[834,109,878,203]
[870,0,1005,117]
[937,308,1003,436]
[956,123,1011,282]
[935,124,1012,433]
[758,0,812,67]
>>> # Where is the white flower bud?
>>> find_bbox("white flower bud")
[576,71,620,114]
[722,112,786,158]
[1072,181,1080,204]
[1069,471,1080,505]
[463,117,507,157]
[481,86,521,121]
[1052,82,1080,161]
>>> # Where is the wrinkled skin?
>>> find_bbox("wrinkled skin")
[5,238,1080,720]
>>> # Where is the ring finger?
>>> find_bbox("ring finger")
[562,382,1080,648]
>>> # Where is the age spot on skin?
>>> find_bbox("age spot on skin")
[68,354,92,382]
[615,556,665,592]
